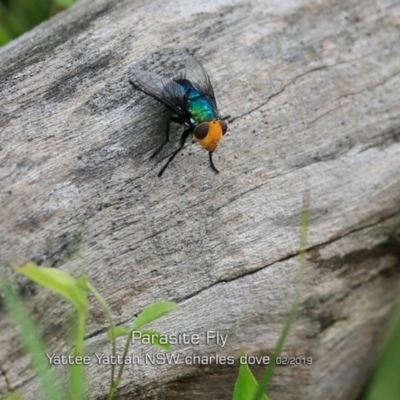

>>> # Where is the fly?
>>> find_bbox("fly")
[130,55,229,177]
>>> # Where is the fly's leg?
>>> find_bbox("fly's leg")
[209,152,219,174]
[151,116,183,158]
[158,128,191,177]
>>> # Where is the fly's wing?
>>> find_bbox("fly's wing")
[130,69,187,115]
[176,56,216,104]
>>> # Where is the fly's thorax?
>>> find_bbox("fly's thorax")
[193,120,228,152]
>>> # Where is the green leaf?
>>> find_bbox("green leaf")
[76,275,90,291]
[107,326,131,340]
[133,301,178,330]
[137,330,171,350]
[233,351,268,400]
[12,262,87,313]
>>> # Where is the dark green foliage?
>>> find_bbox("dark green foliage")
[0,0,76,45]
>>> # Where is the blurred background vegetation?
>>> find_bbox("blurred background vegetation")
[1,0,399,398]
[0,0,77,46]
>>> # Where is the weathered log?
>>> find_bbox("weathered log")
[1,0,399,399]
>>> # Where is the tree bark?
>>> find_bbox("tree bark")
[0,0,399,399]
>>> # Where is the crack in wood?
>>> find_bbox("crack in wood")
[0,365,11,392]
[228,55,373,123]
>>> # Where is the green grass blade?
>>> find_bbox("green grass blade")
[252,200,310,400]
[0,271,62,400]
[69,311,87,400]
[363,300,400,400]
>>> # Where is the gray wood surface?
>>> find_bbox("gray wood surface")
[1,0,400,399]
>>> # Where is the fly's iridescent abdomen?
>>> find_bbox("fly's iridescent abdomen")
[176,80,218,125]
[129,55,229,177]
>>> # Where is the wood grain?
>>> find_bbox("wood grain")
[1,0,399,399]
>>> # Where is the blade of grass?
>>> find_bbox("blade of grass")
[0,270,62,400]
[252,198,310,400]
[69,311,87,400]
[363,299,400,400]
[84,281,118,397]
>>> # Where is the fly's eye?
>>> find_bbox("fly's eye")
[220,120,228,135]
[194,122,210,140]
